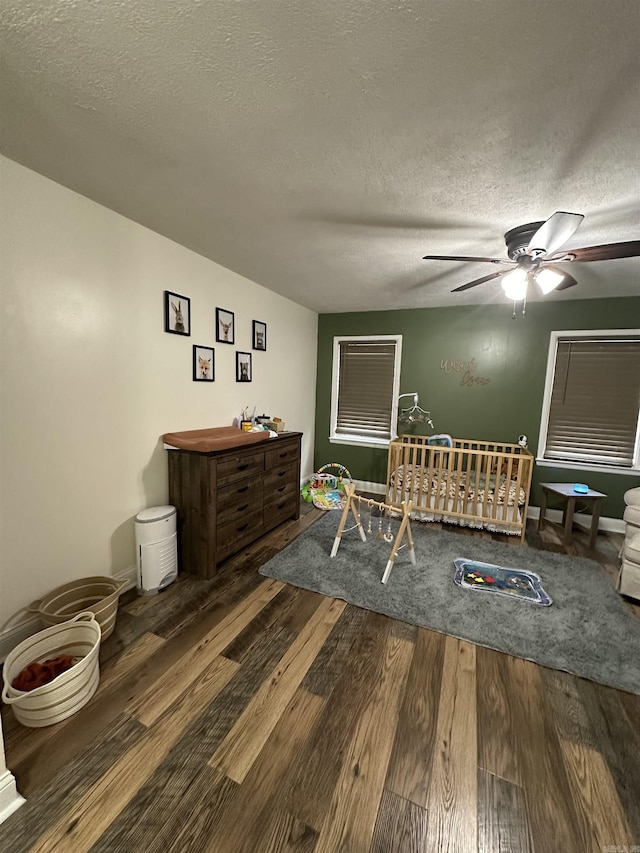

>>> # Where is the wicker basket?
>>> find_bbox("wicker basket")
[2,612,101,727]
[28,575,127,641]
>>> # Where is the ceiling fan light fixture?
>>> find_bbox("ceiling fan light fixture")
[536,267,565,294]
[501,268,528,301]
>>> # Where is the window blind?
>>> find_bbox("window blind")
[336,340,397,440]
[545,338,640,467]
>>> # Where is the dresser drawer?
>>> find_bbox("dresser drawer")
[217,477,264,526]
[264,460,298,493]
[266,440,300,469]
[216,450,265,486]
[263,494,298,531]
[264,477,297,508]
[217,508,263,559]
[264,483,300,507]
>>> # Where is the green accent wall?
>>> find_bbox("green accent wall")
[315,296,640,519]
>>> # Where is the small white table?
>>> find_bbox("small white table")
[538,482,606,550]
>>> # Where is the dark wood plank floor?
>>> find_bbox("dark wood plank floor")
[1,502,639,852]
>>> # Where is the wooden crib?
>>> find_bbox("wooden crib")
[386,435,534,543]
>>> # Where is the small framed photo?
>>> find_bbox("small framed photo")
[252,320,267,351]
[216,307,235,344]
[193,345,215,382]
[164,291,191,336]
[236,351,252,382]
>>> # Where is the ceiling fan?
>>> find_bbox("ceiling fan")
[423,211,640,302]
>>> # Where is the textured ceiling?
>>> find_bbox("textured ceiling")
[1,0,639,313]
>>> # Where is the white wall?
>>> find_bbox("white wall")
[0,157,318,632]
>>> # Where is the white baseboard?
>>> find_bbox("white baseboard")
[0,566,138,663]
[352,479,386,495]
[114,564,137,593]
[0,769,25,824]
[529,505,624,534]
[303,475,387,497]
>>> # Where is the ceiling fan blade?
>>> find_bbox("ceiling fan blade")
[548,240,640,263]
[423,254,512,264]
[527,211,585,257]
[554,271,578,291]
[451,269,513,293]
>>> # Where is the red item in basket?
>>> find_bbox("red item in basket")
[11,655,76,692]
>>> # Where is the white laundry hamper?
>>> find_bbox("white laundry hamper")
[2,612,101,727]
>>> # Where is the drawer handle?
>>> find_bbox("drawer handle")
[237,464,249,471]
[279,452,288,458]
[277,501,286,509]
[237,486,249,494]
[237,523,248,532]
[236,504,249,512]
[277,485,286,493]
[277,471,286,478]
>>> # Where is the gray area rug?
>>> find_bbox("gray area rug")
[259,512,640,695]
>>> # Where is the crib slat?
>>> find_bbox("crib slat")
[474,451,483,525]
[484,453,493,520]
[495,454,504,522]
[407,443,424,504]
[386,440,396,505]
[403,441,411,505]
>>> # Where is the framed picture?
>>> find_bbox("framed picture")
[192,345,215,382]
[216,307,235,344]
[164,291,191,336]
[252,320,267,351]
[236,351,252,382]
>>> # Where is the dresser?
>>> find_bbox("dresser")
[167,432,302,578]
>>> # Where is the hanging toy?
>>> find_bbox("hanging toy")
[384,515,394,543]
[329,483,417,585]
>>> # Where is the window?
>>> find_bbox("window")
[538,330,640,472]
[330,335,402,447]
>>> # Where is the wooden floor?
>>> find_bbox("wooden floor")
[1,502,639,853]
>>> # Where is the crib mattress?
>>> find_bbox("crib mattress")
[390,464,527,508]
